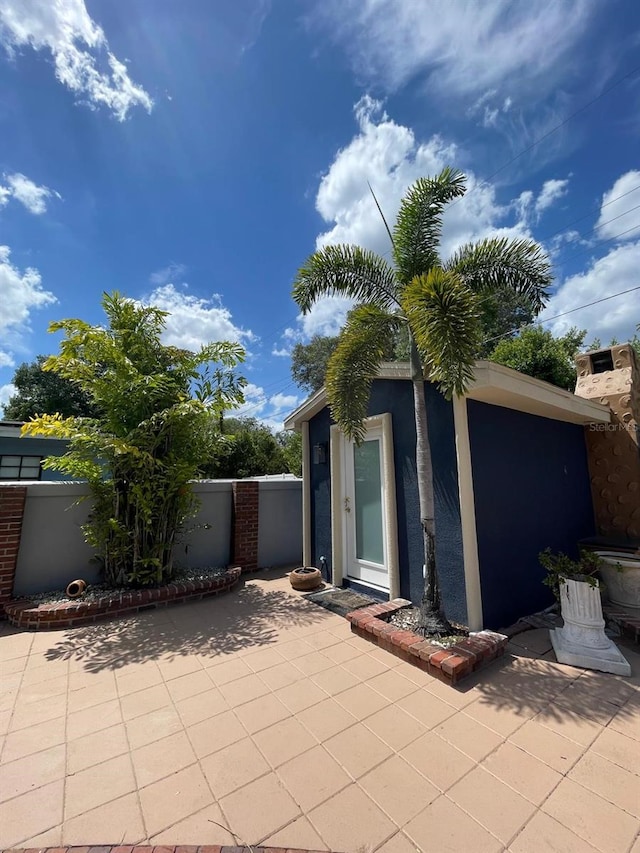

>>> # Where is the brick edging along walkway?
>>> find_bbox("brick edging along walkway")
[347,599,508,685]
[4,566,242,630]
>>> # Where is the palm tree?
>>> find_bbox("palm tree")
[293,167,552,635]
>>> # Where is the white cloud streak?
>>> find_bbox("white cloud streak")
[0,0,152,120]
[0,383,16,413]
[535,178,569,217]
[541,239,640,343]
[0,172,58,214]
[310,0,595,98]
[0,245,56,366]
[149,262,187,286]
[596,170,640,242]
[144,283,255,351]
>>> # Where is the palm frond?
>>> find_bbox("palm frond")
[293,245,398,312]
[444,237,552,312]
[325,305,399,443]
[393,167,466,285]
[401,268,481,398]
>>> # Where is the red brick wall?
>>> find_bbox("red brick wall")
[232,480,259,572]
[0,485,27,617]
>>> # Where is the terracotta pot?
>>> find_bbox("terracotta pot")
[289,567,323,591]
[66,579,87,599]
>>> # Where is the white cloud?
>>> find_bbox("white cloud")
[310,1,594,97]
[270,392,298,412]
[514,178,569,225]
[234,382,267,418]
[0,245,56,366]
[297,96,532,338]
[149,262,187,286]
[297,296,354,339]
[0,351,15,368]
[144,283,255,351]
[0,0,152,121]
[541,240,640,343]
[271,345,291,357]
[535,178,569,217]
[596,170,640,242]
[1,172,58,214]
[0,383,16,414]
[231,384,299,432]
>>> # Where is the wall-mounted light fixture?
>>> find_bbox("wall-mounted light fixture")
[313,442,328,465]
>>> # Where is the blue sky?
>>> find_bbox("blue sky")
[1,0,639,428]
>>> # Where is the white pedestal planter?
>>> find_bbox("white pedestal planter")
[550,577,631,676]
[596,553,640,610]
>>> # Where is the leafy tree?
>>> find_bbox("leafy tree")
[23,292,246,588]
[202,417,296,479]
[489,326,586,391]
[293,168,551,635]
[291,335,340,394]
[476,291,537,357]
[588,326,640,359]
[3,355,98,419]
[290,291,537,395]
[291,323,403,394]
[278,428,302,477]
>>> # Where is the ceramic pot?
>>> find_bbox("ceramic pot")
[289,567,323,591]
[66,579,87,599]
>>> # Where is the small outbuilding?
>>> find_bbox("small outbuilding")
[285,360,611,631]
[0,421,70,482]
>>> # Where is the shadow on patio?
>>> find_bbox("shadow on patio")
[460,633,639,728]
[42,572,334,674]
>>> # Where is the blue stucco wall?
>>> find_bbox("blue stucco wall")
[0,436,71,481]
[308,379,467,624]
[467,400,595,629]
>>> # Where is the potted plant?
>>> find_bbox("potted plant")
[590,550,640,611]
[540,549,630,676]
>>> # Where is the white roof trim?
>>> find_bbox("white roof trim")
[284,360,611,429]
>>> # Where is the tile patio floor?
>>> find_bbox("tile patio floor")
[1,568,639,853]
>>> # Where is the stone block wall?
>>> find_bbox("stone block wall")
[574,344,640,539]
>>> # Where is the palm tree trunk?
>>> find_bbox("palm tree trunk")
[410,336,452,636]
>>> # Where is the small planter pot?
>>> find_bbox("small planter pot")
[66,579,87,599]
[596,553,640,611]
[289,566,323,591]
[550,576,630,676]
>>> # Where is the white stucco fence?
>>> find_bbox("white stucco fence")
[12,479,302,596]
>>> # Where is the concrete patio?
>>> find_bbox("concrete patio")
[1,568,639,853]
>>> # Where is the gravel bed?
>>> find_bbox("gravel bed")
[388,606,468,647]
[20,565,228,607]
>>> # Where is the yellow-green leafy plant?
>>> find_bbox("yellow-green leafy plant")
[23,292,246,588]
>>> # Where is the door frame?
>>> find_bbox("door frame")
[330,413,400,599]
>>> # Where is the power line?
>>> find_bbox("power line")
[538,184,640,246]
[481,284,640,348]
[550,224,640,270]
[545,202,640,259]
[462,64,640,192]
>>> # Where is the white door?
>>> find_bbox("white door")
[343,425,390,591]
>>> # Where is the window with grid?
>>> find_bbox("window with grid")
[0,455,43,480]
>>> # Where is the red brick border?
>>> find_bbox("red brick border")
[232,481,259,572]
[347,599,508,686]
[4,566,242,631]
[7,847,331,853]
[0,485,27,618]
